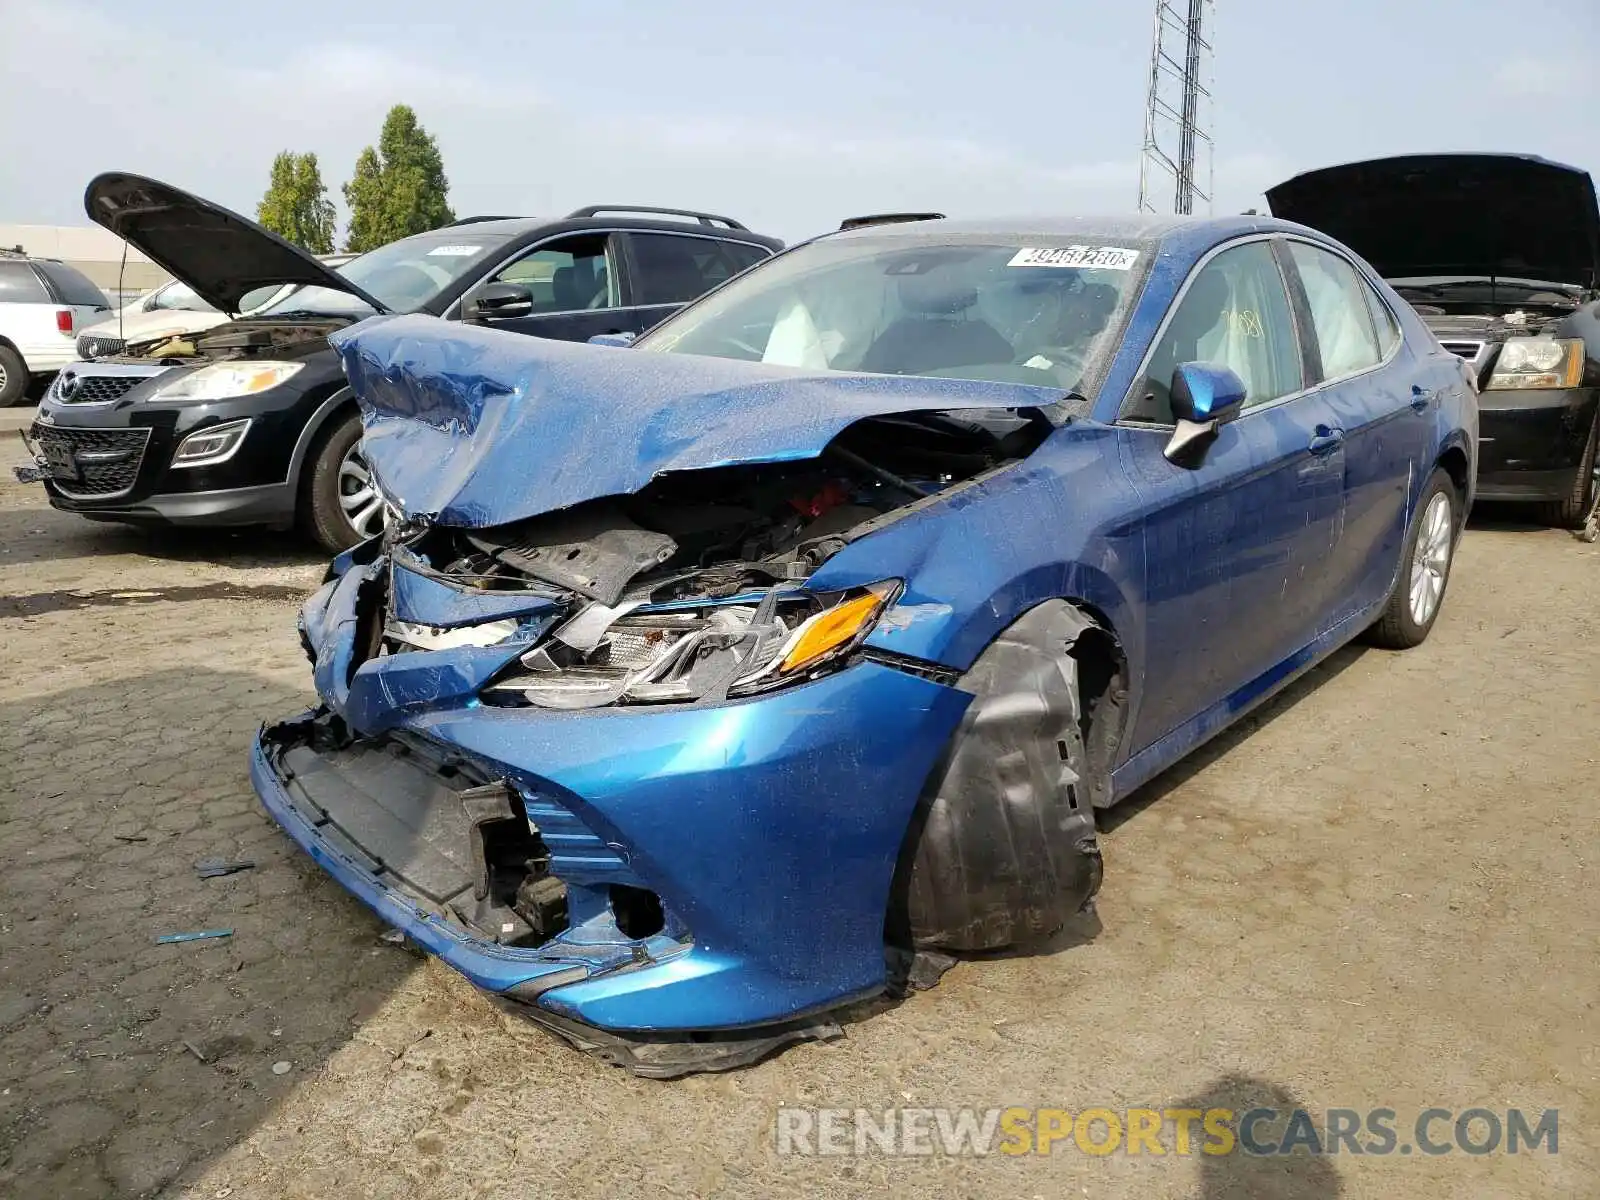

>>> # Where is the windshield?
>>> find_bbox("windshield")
[254,230,513,318]
[635,236,1149,391]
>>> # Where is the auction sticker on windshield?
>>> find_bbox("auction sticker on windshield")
[1009,246,1140,271]
[426,245,483,257]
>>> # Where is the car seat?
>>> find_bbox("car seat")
[1127,269,1233,423]
[859,273,1015,376]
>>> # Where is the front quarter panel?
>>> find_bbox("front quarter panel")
[812,422,1147,686]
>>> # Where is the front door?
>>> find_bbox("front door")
[471,233,642,343]
[1117,238,1346,756]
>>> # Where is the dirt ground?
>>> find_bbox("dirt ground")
[1,402,1595,1199]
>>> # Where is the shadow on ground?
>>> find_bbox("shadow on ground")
[0,668,412,1198]
[1178,1075,1344,1199]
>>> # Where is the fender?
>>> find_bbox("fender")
[285,385,356,488]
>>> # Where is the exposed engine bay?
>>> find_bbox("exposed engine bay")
[88,317,347,366]
[372,408,1049,709]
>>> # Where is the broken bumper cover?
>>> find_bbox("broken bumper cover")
[250,656,970,1047]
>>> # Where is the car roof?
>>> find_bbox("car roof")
[422,215,783,247]
[823,213,1303,245]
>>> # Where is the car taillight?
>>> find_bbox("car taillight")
[55,309,73,334]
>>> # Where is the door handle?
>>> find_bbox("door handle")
[1410,385,1436,412]
[1308,426,1345,455]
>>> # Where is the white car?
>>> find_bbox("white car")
[76,256,359,361]
[75,280,263,361]
[0,250,111,405]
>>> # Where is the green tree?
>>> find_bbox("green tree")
[255,151,336,254]
[341,105,455,252]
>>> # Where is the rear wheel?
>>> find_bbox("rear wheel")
[1532,415,1598,529]
[0,346,29,407]
[301,411,384,552]
[1368,468,1458,650]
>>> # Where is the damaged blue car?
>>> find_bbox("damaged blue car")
[253,214,1477,1076]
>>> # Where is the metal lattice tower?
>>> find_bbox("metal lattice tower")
[1138,0,1215,216]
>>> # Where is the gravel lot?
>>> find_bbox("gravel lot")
[1,402,1596,1199]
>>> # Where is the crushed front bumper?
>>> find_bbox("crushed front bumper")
[252,646,971,1072]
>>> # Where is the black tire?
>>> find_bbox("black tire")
[0,345,29,407]
[299,410,373,553]
[890,602,1104,953]
[1367,467,1459,650]
[1532,415,1598,529]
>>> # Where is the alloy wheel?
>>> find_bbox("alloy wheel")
[337,443,387,541]
[1408,491,1453,626]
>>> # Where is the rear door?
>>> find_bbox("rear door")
[1280,239,1426,625]
[470,232,635,343]
[1116,238,1346,754]
[620,232,773,333]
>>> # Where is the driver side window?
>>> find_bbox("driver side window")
[492,234,617,314]
[1126,241,1302,423]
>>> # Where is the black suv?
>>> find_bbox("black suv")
[1268,154,1600,527]
[17,174,782,548]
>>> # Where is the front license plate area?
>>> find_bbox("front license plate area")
[41,441,79,480]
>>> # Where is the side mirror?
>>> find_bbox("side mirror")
[1163,361,1247,464]
[463,281,534,323]
[587,331,637,348]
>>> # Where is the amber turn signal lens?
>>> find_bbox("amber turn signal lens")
[780,587,892,674]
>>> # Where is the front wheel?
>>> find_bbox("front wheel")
[890,602,1105,953]
[301,411,385,552]
[1532,415,1598,530]
[0,345,29,407]
[1367,468,1459,650]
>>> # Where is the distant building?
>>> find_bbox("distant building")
[0,224,170,303]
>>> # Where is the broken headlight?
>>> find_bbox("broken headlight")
[484,581,900,709]
[1485,338,1584,390]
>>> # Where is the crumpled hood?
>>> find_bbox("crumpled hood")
[329,314,1063,528]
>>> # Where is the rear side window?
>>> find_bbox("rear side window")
[0,261,49,302]
[1363,280,1403,357]
[1128,240,1303,422]
[629,234,760,306]
[1287,243,1381,380]
[35,261,110,308]
[719,241,771,276]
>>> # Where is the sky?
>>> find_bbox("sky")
[2,0,1595,244]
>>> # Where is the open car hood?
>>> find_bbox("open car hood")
[330,315,1060,528]
[1266,154,1600,288]
[84,172,389,314]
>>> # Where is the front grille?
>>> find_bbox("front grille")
[1440,340,1484,361]
[77,334,125,359]
[29,424,151,499]
[55,374,143,404]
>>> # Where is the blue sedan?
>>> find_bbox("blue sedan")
[254,214,1477,1076]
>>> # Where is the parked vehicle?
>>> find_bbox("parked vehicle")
[14,174,782,549]
[1268,153,1600,526]
[252,214,1477,1075]
[74,256,353,360]
[0,248,111,405]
